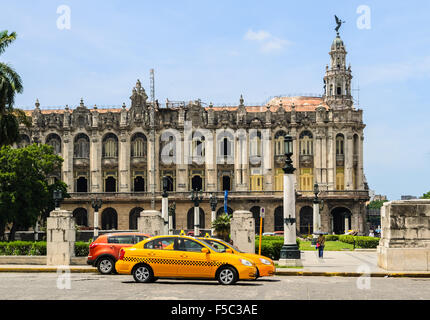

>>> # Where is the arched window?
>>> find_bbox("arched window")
[73,208,88,227]
[274,206,283,231]
[191,135,205,158]
[129,207,143,230]
[74,133,90,158]
[250,131,262,157]
[299,131,313,156]
[101,208,118,230]
[102,133,118,158]
[131,133,147,157]
[216,206,233,218]
[250,206,263,234]
[274,131,287,155]
[299,206,313,235]
[336,134,344,155]
[187,208,205,230]
[45,133,61,154]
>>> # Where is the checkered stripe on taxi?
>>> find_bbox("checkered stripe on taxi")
[123,256,226,267]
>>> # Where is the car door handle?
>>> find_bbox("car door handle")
[148,253,156,256]
[180,254,188,258]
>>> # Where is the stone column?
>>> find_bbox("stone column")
[345,133,353,190]
[46,209,75,266]
[314,134,322,185]
[176,132,188,192]
[263,129,272,191]
[194,206,200,237]
[90,133,102,192]
[161,196,168,235]
[205,133,216,192]
[279,172,302,266]
[231,210,255,253]
[358,135,364,189]
[313,201,320,234]
[327,130,335,190]
[137,210,164,236]
[344,214,349,233]
[118,132,130,192]
[62,133,74,193]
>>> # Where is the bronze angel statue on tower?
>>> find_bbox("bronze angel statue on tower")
[334,15,345,34]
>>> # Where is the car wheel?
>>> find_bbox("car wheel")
[133,264,154,283]
[217,266,238,285]
[97,257,114,275]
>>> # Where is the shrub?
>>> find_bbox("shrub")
[324,235,339,241]
[256,238,300,260]
[339,235,380,248]
[75,242,89,257]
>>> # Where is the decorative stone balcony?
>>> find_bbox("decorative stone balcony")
[336,154,345,166]
[130,156,147,168]
[101,157,118,168]
[299,154,313,167]
[73,157,89,168]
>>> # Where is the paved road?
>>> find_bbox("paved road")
[1,273,429,300]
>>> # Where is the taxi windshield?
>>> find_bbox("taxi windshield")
[201,238,244,253]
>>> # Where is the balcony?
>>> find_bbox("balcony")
[73,157,89,168]
[336,154,345,166]
[299,154,313,167]
[101,157,118,168]
[66,189,370,203]
[130,156,147,168]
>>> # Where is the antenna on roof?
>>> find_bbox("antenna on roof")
[150,68,155,104]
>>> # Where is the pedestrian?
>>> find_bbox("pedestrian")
[317,234,325,258]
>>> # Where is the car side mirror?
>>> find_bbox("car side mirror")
[201,248,209,254]
[225,249,233,254]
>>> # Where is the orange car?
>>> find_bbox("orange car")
[115,235,258,285]
[87,232,151,274]
[198,237,275,278]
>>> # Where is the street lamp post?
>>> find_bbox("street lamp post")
[162,176,169,235]
[53,189,63,210]
[209,193,218,236]
[91,198,103,238]
[191,188,203,237]
[279,135,302,266]
[168,202,176,235]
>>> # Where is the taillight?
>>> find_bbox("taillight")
[89,242,97,249]
[119,248,125,260]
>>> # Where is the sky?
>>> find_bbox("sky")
[1,0,429,200]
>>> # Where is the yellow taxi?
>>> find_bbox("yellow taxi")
[198,237,275,278]
[115,235,258,285]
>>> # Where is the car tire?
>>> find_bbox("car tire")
[97,257,115,275]
[217,266,238,285]
[132,264,155,283]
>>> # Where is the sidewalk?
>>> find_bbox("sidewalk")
[274,251,430,278]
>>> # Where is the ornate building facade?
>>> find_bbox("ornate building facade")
[20,32,369,235]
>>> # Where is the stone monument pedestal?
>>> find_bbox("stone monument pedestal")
[377,200,430,271]
[46,209,75,266]
[231,210,255,253]
[138,210,165,236]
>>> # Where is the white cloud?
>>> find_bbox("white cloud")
[244,29,290,53]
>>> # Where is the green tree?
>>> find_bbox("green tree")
[367,200,388,210]
[421,191,430,199]
[0,30,30,147]
[0,143,68,241]
[212,214,231,242]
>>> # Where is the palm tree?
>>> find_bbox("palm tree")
[212,214,231,242]
[0,30,29,147]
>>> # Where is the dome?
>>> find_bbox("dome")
[331,34,344,50]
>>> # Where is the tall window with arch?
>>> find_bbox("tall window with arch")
[299,131,313,156]
[73,133,90,158]
[131,133,147,157]
[336,134,344,155]
[249,130,262,157]
[46,133,62,155]
[274,130,287,156]
[102,133,118,158]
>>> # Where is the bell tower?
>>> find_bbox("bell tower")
[323,24,353,109]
